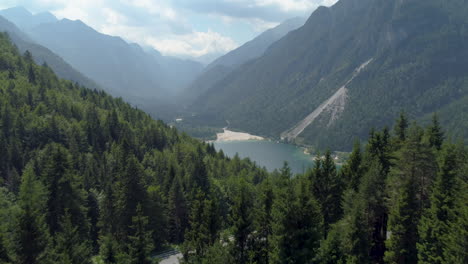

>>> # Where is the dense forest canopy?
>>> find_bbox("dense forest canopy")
[0,27,467,264]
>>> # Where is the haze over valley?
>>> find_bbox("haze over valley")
[0,0,467,263]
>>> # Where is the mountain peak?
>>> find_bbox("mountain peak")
[1,6,32,17]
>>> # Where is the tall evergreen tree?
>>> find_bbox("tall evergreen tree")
[384,170,419,264]
[114,155,147,241]
[183,191,211,262]
[394,111,409,142]
[253,180,274,264]
[230,179,254,264]
[271,177,322,264]
[128,204,154,264]
[41,144,87,237]
[310,150,343,233]
[13,164,51,264]
[417,146,458,264]
[340,140,363,191]
[443,183,468,263]
[426,113,444,150]
[51,213,92,264]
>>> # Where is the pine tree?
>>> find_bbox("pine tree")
[99,234,120,264]
[253,180,274,264]
[271,177,323,264]
[384,170,419,264]
[394,111,409,142]
[146,185,168,250]
[230,179,254,264]
[27,64,36,85]
[183,191,211,262]
[51,213,92,264]
[41,144,87,237]
[168,175,188,244]
[128,204,154,264]
[114,155,147,241]
[358,159,387,263]
[443,184,468,263]
[13,164,51,264]
[310,150,343,233]
[417,146,458,264]
[341,191,370,264]
[340,140,363,191]
[426,113,444,150]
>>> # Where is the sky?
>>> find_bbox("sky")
[0,0,338,60]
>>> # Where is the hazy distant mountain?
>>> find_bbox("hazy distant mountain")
[191,0,468,150]
[0,6,57,30]
[145,48,204,96]
[0,15,100,90]
[26,18,203,102]
[185,17,305,102]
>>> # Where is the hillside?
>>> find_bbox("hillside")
[0,6,57,30]
[191,0,468,150]
[0,15,100,90]
[185,17,305,102]
[0,29,467,264]
[21,16,202,104]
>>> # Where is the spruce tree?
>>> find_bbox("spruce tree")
[443,185,468,263]
[394,111,409,142]
[230,179,254,264]
[428,114,445,150]
[310,151,343,233]
[13,164,51,264]
[340,140,363,191]
[384,170,419,264]
[341,191,370,264]
[183,191,211,262]
[128,204,154,264]
[253,180,274,264]
[271,177,323,264]
[51,213,92,264]
[99,234,120,264]
[418,147,458,263]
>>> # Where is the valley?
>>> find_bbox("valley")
[0,1,467,263]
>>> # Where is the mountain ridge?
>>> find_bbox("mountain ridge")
[190,0,468,150]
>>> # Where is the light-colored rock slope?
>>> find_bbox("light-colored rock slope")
[281,59,373,141]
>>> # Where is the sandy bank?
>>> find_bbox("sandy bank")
[216,129,264,142]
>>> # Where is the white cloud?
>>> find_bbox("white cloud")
[146,30,238,58]
[1,0,339,59]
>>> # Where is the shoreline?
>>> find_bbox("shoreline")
[214,128,265,142]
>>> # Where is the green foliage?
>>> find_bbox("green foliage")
[191,0,468,151]
[0,30,466,264]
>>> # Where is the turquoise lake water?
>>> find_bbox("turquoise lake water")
[213,140,315,174]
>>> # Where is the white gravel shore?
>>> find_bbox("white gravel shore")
[216,129,264,142]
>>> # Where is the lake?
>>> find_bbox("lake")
[213,140,314,174]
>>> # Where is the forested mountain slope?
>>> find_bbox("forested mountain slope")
[0,32,467,263]
[24,16,203,102]
[0,15,101,90]
[0,32,266,263]
[186,17,305,102]
[191,0,468,150]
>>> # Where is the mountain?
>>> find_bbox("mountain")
[0,6,57,30]
[191,0,468,150]
[28,19,165,99]
[145,48,204,95]
[21,15,203,105]
[0,15,100,90]
[0,31,266,260]
[185,17,305,102]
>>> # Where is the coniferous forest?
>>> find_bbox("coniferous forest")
[0,29,467,264]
